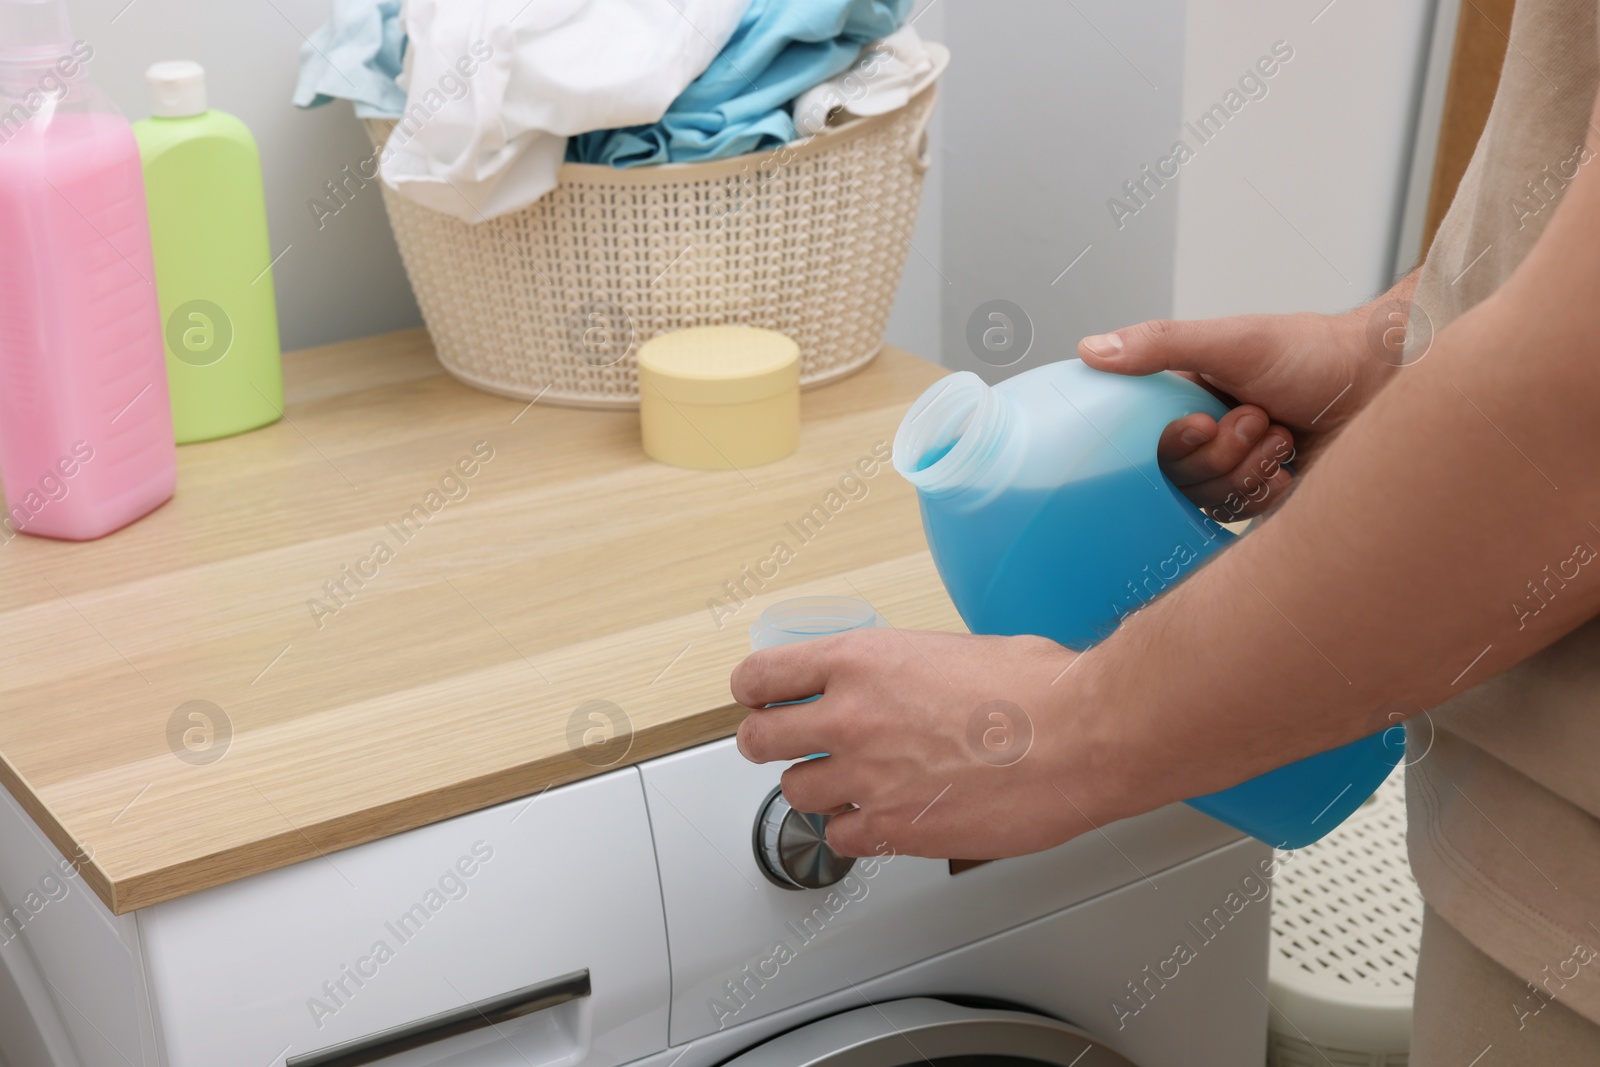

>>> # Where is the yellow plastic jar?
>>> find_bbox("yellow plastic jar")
[637,326,801,470]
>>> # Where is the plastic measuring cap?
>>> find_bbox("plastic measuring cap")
[750,596,889,652]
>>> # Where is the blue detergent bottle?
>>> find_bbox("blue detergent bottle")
[891,359,1401,849]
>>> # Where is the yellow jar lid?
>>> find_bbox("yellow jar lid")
[637,326,800,406]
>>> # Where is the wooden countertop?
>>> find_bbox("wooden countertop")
[0,331,965,914]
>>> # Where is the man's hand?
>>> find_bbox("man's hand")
[732,628,1111,860]
[1077,304,1401,520]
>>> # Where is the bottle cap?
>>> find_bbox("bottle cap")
[637,325,800,470]
[146,60,206,118]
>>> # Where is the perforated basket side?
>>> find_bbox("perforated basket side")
[364,57,942,409]
[1267,766,1421,1061]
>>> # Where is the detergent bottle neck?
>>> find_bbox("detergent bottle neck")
[892,371,1016,498]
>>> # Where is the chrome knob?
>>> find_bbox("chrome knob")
[753,786,856,890]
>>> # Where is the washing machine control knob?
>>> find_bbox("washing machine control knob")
[753,786,856,890]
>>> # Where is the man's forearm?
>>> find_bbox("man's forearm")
[1070,152,1600,822]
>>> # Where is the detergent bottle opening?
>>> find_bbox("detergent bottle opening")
[892,372,1011,496]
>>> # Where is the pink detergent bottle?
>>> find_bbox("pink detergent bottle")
[0,0,175,541]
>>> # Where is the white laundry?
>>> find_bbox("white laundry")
[792,27,937,137]
[381,0,748,221]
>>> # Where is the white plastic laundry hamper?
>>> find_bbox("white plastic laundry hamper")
[1267,765,1422,1067]
[364,44,948,409]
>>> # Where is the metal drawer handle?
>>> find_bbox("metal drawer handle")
[286,969,591,1067]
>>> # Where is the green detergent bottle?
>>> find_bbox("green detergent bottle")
[133,61,282,443]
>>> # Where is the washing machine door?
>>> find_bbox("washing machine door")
[720,998,1139,1067]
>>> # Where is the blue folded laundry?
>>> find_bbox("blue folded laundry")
[292,0,407,120]
[567,0,913,167]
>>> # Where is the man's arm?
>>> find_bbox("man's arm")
[732,97,1600,860]
[1070,111,1600,825]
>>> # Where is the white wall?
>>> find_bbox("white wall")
[880,0,945,362]
[1171,0,1440,319]
[72,0,421,353]
[919,0,1439,375]
[934,0,1188,379]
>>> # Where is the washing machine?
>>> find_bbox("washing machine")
[636,738,1272,1067]
[0,735,1269,1067]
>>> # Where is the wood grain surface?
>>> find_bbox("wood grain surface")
[0,330,964,914]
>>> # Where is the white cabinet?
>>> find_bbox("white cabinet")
[0,768,669,1067]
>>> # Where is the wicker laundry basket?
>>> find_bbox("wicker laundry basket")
[364,46,946,409]
[1267,765,1422,1067]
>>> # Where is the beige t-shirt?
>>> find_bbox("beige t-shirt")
[1406,0,1600,1026]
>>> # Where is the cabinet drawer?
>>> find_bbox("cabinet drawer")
[139,767,669,1067]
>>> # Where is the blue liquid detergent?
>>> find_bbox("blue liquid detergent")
[893,359,1400,849]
